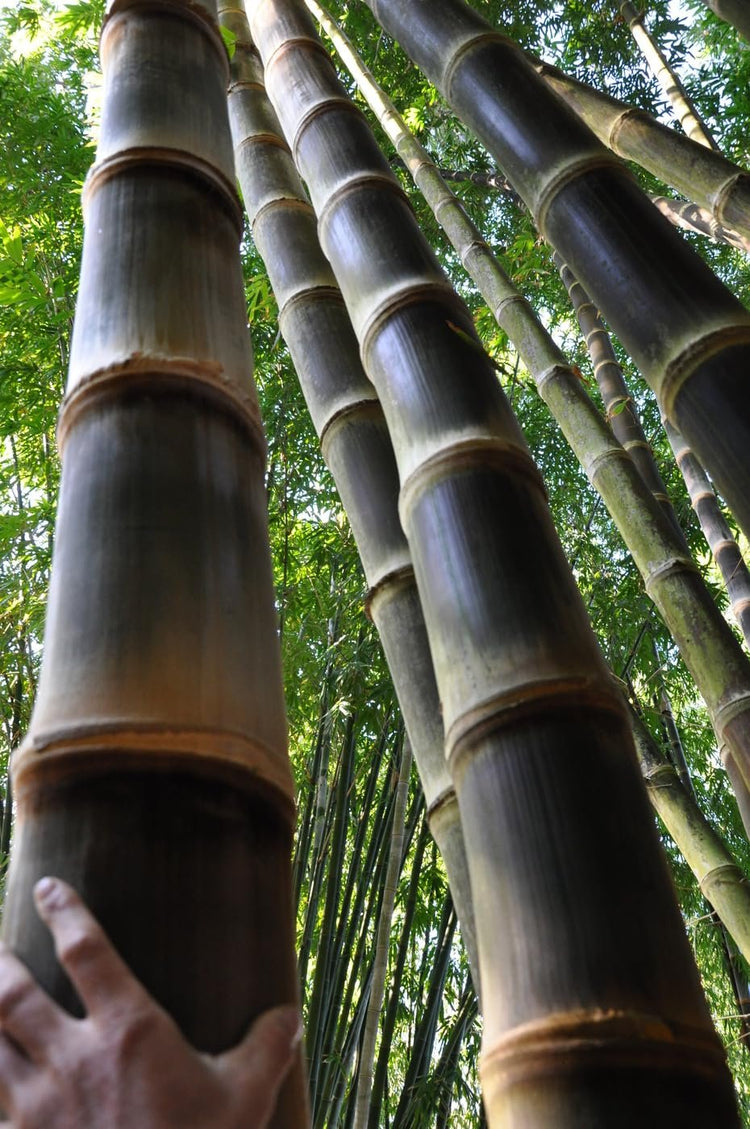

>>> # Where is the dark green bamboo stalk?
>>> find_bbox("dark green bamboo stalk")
[534,57,750,244]
[249,0,739,1123]
[304,0,750,815]
[663,419,750,647]
[220,0,480,992]
[362,0,750,548]
[619,0,718,149]
[1,1,306,1123]
[697,0,750,40]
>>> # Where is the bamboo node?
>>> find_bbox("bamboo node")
[358,280,465,366]
[643,555,697,593]
[365,564,417,623]
[441,30,516,103]
[104,0,228,75]
[425,784,458,823]
[660,324,750,422]
[319,396,385,461]
[714,693,750,741]
[536,154,629,236]
[480,1007,727,1094]
[700,863,744,899]
[58,358,265,456]
[398,437,545,530]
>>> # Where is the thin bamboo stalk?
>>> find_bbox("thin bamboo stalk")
[220,0,480,991]
[304,0,750,814]
[249,0,739,1122]
[362,0,750,548]
[697,0,750,41]
[535,57,750,244]
[2,0,306,1123]
[619,0,718,149]
[651,195,750,255]
[663,419,750,647]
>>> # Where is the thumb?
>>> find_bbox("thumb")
[221,1005,303,1122]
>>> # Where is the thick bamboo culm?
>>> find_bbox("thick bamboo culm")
[1,0,306,1120]
[619,0,718,149]
[363,0,750,551]
[664,419,750,647]
[305,0,750,819]
[248,0,739,1124]
[218,0,480,993]
[554,253,682,536]
[699,0,750,41]
[629,704,750,963]
[534,57,750,245]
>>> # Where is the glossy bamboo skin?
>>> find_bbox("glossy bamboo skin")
[364,0,750,549]
[248,0,738,1124]
[619,0,717,149]
[305,0,750,815]
[3,1,305,1117]
[219,1,480,989]
[536,58,750,245]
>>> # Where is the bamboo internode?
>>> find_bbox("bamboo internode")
[3,0,305,1116]
[363,0,750,553]
[249,0,739,1122]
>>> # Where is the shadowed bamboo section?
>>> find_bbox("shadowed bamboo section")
[535,58,750,244]
[361,0,750,543]
[2,0,306,1119]
[248,0,740,1123]
[664,420,750,647]
[698,0,750,40]
[304,0,750,818]
[218,0,480,992]
[619,0,718,149]
[651,195,750,255]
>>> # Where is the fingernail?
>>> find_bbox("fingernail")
[33,877,59,905]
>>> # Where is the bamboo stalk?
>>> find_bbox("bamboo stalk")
[697,0,750,40]
[534,57,750,245]
[362,0,750,548]
[663,419,750,648]
[249,0,739,1122]
[304,0,750,817]
[619,0,718,149]
[2,1,306,1122]
[220,0,480,991]
[650,195,750,255]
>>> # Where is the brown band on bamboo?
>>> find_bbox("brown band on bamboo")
[733,596,750,614]
[660,324,750,423]
[251,195,316,236]
[82,149,243,233]
[446,678,624,775]
[13,725,295,820]
[103,0,229,78]
[359,282,471,373]
[320,396,384,457]
[480,1009,728,1094]
[398,436,545,529]
[236,131,292,157]
[700,862,747,900]
[57,362,265,457]
[227,79,266,94]
[623,439,650,451]
[365,564,417,622]
[535,361,582,395]
[692,488,718,505]
[642,555,699,595]
[440,30,516,103]
[536,154,630,236]
[277,284,347,325]
[426,785,459,824]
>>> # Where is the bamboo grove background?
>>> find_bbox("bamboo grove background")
[4,0,750,1124]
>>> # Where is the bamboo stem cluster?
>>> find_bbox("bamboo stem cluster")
[248,0,739,1122]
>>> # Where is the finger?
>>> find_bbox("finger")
[33,878,149,1018]
[221,1005,302,1122]
[0,943,71,1063]
[0,1031,35,1116]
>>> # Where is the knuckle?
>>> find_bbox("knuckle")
[58,927,102,969]
[0,973,34,1021]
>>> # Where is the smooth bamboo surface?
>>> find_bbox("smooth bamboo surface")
[219,0,480,989]
[249,0,739,1123]
[664,419,750,646]
[535,57,750,244]
[3,1,306,1119]
[700,0,750,40]
[306,0,750,815]
[362,0,750,544]
[619,0,718,149]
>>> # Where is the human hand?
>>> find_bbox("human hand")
[0,878,302,1129]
